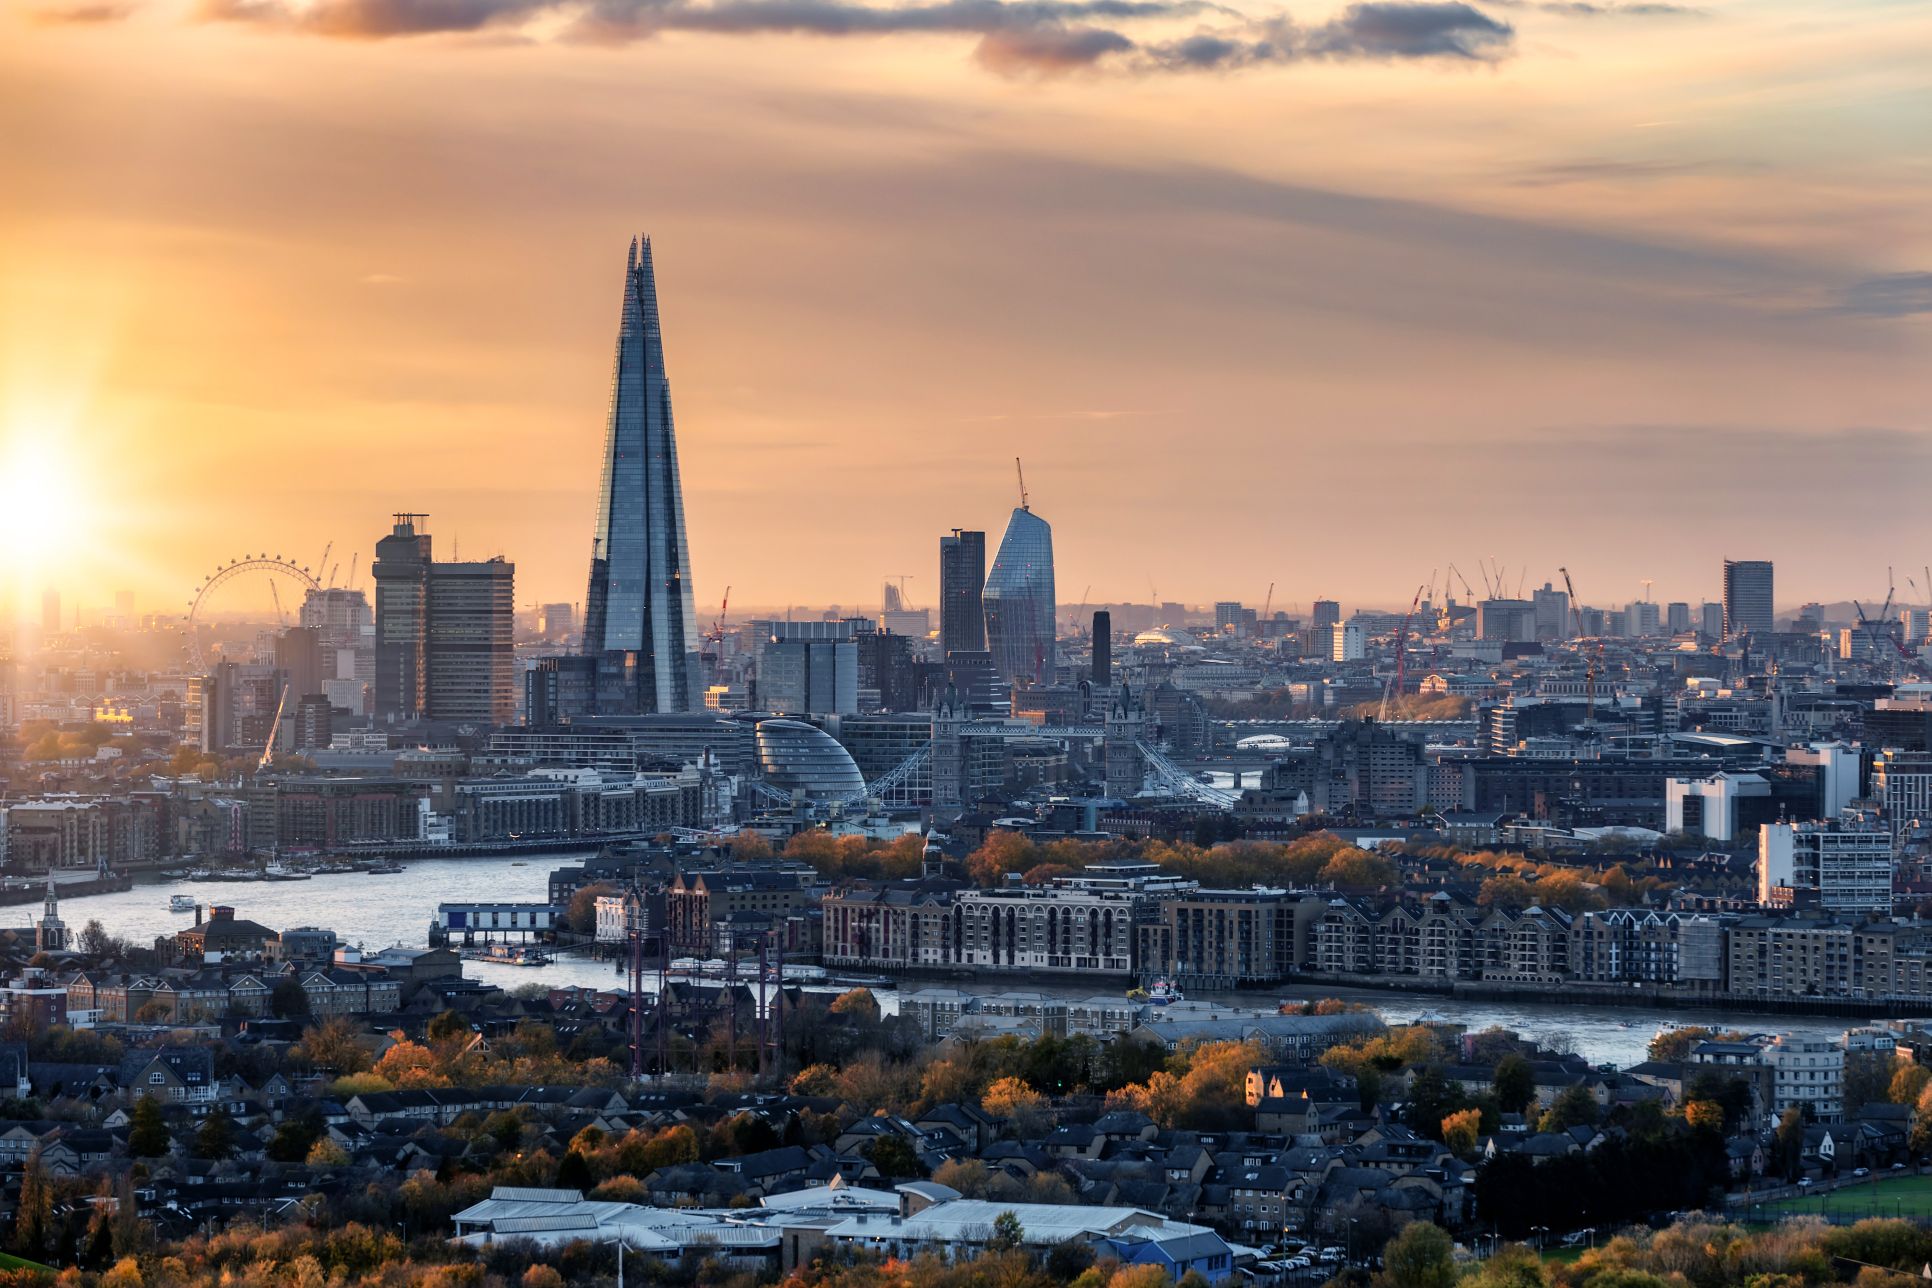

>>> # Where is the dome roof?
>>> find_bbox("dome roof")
[754,719,866,802]
[1133,626,1199,647]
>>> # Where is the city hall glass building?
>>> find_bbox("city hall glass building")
[581,236,703,714]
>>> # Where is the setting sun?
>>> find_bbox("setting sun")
[0,431,87,585]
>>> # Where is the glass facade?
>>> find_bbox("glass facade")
[938,528,986,656]
[982,506,1056,688]
[582,236,702,714]
[755,719,866,801]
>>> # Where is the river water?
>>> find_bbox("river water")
[52,856,1877,1068]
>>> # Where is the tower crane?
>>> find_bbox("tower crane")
[1378,583,1426,722]
[1014,457,1029,511]
[707,586,732,644]
[1559,565,1604,721]
[1262,582,1274,621]
[259,684,289,772]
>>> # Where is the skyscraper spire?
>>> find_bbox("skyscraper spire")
[582,235,702,714]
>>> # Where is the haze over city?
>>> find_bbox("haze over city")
[5,0,1930,615]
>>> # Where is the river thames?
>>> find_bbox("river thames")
[52,855,1875,1068]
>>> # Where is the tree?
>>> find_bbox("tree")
[271,976,311,1019]
[867,1135,922,1180]
[305,1137,349,1167]
[13,1147,50,1257]
[555,1149,594,1190]
[1493,1053,1536,1115]
[1683,1100,1725,1133]
[1845,1051,1896,1114]
[1441,1107,1482,1157]
[128,1095,170,1158]
[989,1211,1025,1252]
[828,988,881,1024]
[1405,1066,1467,1140]
[194,1107,235,1160]
[1538,1084,1600,1134]
[1379,1221,1456,1288]
[300,1015,373,1074]
[982,1076,1051,1135]
[1774,1105,1807,1179]
[1890,1063,1931,1106]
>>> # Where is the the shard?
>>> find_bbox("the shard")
[982,505,1056,688]
[581,236,703,713]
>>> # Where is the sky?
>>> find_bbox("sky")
[2,0,1929,622]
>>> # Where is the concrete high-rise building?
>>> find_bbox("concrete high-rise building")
[1699,602,1725,639]
[983,505,1056,688]
[1214,601,1244,633]
[1666,601,1692,634]
[1630,601,1661,637]
[1532,583,1570,640]
[939,529,987,657]
[581,236,702,715]
[1092,610,1112,687]
[1332,620,1366,662]
[1477,598,1536,643]
[538,603,577,642]
[1723,559,1775,638]
[373,515,432,719]
[1311,600,1341,631]
[1758,817,1891,914]
[372,514,515,724]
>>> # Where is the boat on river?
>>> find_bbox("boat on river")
[169,894,196,912]
[463,944,551,967]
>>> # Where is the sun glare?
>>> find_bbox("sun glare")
[0,432,87,584]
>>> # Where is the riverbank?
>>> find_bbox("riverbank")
[0,873,132,905]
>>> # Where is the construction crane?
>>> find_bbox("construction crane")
[1559,566,1604,720]
[1378,583,1426,722]
[268,578,288,630]
[1448,564,1476,602]
[259,684,289,772]
[707,586,732,644]
[1014,457,1029,511]
[1262,582,1274,621]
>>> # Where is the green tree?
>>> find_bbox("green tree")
[867,1134,923,1180]
[989,1210,1025,1252]
[128,1094,171,1157]
[1538,1084,1600,1134]
[555,1149,594,1191]
[194,1107,235,1160]
[1493,1053,1535,1115]
[1379,1221,1456,1288]
[271,976,311,1019]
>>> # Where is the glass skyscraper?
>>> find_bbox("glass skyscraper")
[1723,558,1774,639]
[582,236,702,714]
[938,528,986,656]
[983,506,1056,688]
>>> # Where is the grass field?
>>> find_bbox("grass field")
[0,1252,54,1273]
[1755,1173,1932,1221]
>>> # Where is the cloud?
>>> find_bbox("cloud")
[31,2,136,21]
[191,0,1517,75]
[1490,0,1701,14]
[974,24,1135,72]
[1838,273,1932,319]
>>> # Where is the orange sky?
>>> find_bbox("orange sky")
[2,0,1929,621]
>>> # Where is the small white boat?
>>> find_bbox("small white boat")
[170,894,196,912]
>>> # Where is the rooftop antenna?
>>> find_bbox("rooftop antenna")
[1015,457,1029,511]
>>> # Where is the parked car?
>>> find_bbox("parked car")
[1798,1178,1815,1188]
[1853,1168,1870,1177]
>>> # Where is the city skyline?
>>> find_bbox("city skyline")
[3,1,1929,615]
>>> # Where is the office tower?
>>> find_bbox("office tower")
[301,586,375,692]
[1630,601,1661,637]
[1758,818,1891,914]
[1667,602,1692,634]
[1699,602,1724,639]
[427,556,516,722]
[1214,601,1243,633]
[760,621,857,715]
[372,514,516,724]
[373,515,432,718]
[1532,583,1570,640]
[1092,610,1112,686]
[1332,620,1366,662]
[939,529,987,656]
[274,627,324,709]
[581,235,702,715]
[856,627,926,712]
[1311,600,1341,631]
[40,590,58,635]
[878,582,930,641]
[1723,559,1774,638]
[983,504,1056,688]
[538,602,577,642]
[1477,599,1536,643]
